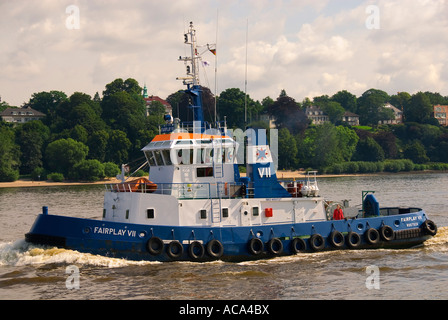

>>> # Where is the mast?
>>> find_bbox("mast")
[177,21,205,132]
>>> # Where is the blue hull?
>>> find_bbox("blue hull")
[25,210,436,262]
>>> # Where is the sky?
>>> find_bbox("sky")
[1,0,448,107]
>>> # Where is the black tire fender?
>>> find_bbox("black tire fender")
[422,220,437,236]
[309,234,325,251]
[167,240,183,259]
[248,238,264,255]
[267,238,283,255]
[188,240,205,260]
[206,239,224,258]
[365,228,380,245]
[291,238,307,253]
[146,236,164,255]
[346,231,361,248]
[380,225,394,241]
[329,231,345,248]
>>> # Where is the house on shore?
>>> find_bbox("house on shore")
[434,105,448,126]
[342,111,360,126]
[1,106,45,124]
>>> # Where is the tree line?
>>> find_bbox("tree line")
[1,78,448,182]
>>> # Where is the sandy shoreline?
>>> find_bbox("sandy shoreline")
[0,170,434,189]
[0,178,123,189]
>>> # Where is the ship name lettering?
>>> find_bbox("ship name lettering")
[93,226,136,237]
[258,167,271,178]
[400,216,419,222]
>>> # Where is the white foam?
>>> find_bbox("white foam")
[0,239,159,268]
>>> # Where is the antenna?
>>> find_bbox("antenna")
[214,9,219,125]
[244,18,249,127]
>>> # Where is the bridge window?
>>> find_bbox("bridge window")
[145,151,157,166]
[162,149,172,165]
[154,150,164,166]
[197,167,214,177]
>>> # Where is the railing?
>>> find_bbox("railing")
[105,181,247,200]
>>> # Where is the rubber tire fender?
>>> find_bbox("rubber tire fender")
[422,220,437,236]
[267,238,283,255]
[206,239,224,259]
[309,234,325,252]
[146,236,164,255]
[248,238,264,255]
[188,241,205,260]
[167,240,183,259]
[291,238,307,253]
[329,231,345,248]
[346,232,361,248]
[364,228,380,245]
[380,225,395,241]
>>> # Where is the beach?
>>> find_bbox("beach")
[0,178,123,189]
[0,170,442,189]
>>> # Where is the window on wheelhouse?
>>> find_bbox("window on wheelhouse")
[145,151,157,166]
[154,150,164,166]
[197,167,214,177]
[162,149,172,165]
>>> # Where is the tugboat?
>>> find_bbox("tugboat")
[26,22,438,262]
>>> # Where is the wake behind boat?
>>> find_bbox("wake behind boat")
[25,22,438,262]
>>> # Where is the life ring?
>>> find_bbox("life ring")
[267,238,283,255]
[365,228,380,245]
[346,232,361,248]
[206,239,224,259]
[329,231,345,248]
[248,238,264,255]
[422,220,437,236]
[309,234,325,251]
[146,236,164,255]
[167,240,183,259]
[380,225,394,241]
[291,238,307,253]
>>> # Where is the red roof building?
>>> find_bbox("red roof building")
[143,85,172,116]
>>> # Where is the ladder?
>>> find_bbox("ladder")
[214,162,223,178]
[211,198,221,224]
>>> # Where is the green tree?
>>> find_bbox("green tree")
[105,130,132,164]
[87,130,109,162]
[102,78,143,98]
[403,140,430,164]
[70,159,105,181]
[296,123,342,168]
[268,90,308,134]
[405,92,433,124]
[390,92,411,113]
[0,126,20,181]
[15,120,50,174]
[357,89,392,126]
[25,91,68,125]
[331,90,358,113]
[101,90,146,142]
[218,88,261,129]
[373,130,398,159]
[353,136,385,162]
[104,162,120,177]
[277,128,298,169]
[45,138,88,175]
[320,101,345,124]
[336,126,359,162]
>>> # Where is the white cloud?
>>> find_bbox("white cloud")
[1,0,447,107]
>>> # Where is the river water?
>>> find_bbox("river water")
[0,173,447,301]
